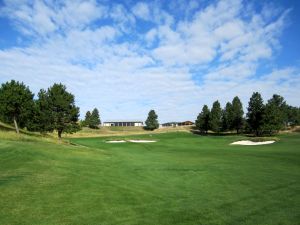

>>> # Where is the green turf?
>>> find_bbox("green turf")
[0,132,299,225]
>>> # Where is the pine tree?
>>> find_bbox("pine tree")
[89,108,101,129]
[27,89,54,132]
[209,101,222,133]
[246,92,264,136]
[0,80,34,133]
[84,111,91,127]
[263,94,286,134]
[195,105,210,134]
[145,110,159,130]
[231,96,244,133]
[221,102,232,132]
[46,83,80,138]
[285,106,300,126]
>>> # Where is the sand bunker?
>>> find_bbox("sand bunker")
[128,140,157,143]
[106,140,126,143]
[231,140,275,145]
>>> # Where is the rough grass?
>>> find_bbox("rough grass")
[0,132,299,225]
[0,121,62,144]
[64,126,193,138]
[0,130,65,145]
[0,121,14,131]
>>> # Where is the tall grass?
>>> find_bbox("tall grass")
[0,130,65,144]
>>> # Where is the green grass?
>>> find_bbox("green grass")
[0,132,299,225]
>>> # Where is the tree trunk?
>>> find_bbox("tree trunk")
[58,130,62,139]
[13,117,19,134]
[255,129,259,136]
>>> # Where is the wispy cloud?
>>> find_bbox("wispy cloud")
[0,0,299,122]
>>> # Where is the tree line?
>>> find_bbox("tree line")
[1,80,299,137]
[0,80,80,138]
[195,92,300,136]
[0,80,158,135]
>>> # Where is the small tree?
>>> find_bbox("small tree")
[195,105,210,134]
[209,101,222,133]
[47,83,80,138]
[84,111,91,127]
[145,110,159,130]
[246,92,264,136]
[89,108,101,129]
[0,80,34,133]
[231,96,244,133]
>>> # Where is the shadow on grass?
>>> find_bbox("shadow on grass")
[191,129,281,139]
[191,129,241,136]
[0,174,29,186]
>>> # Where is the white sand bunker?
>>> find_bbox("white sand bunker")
[231,140,275,145]
[106,140,126,143]
[128,140,157,143]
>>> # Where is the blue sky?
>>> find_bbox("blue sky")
[0,0,299,123]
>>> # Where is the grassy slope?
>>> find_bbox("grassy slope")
[0,121,16,132]
[0,121,61,144]
[0,132,299,225]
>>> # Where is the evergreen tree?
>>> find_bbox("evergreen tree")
[231,96,244,133]
[285,106,300,126]
[84,111,91,127]
[221,102,232,132]
[46,83,80,138]
[262,94,286,134]
[27,89,54,132]
[0,80,34,133]
[145,110,159,130]
[89,108,101,129]
[209,101,222,133]
[246,92,265,136]
[195,105,210,134]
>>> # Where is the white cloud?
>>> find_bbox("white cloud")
[1,0,106,36]
[132,2,150,20]
[109,4,136,33]
[145,28,157,45]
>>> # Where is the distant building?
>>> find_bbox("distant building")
[178,121,194,126]
[161,121,194,127]
[102,121,144,127]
